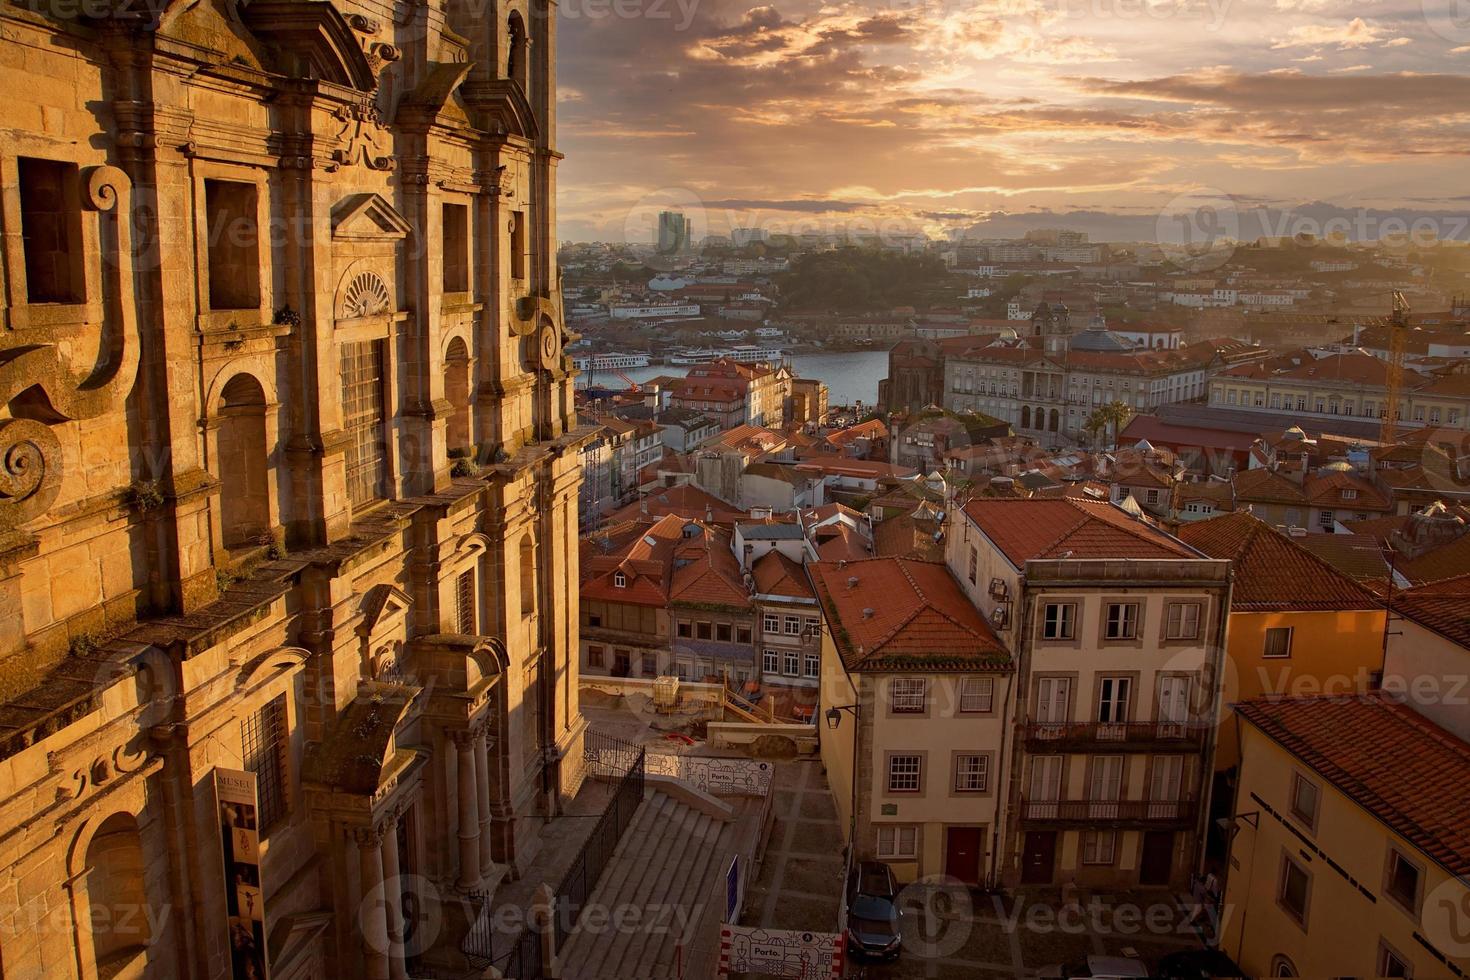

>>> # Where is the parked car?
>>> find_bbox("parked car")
[1037,954,1151,979]
[1154,947,1246,979]
[845,861,902,960]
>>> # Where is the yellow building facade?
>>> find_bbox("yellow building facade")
[1222,695,1470,979]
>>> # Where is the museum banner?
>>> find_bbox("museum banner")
[215,767,271,980]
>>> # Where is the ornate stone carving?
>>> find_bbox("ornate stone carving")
[327,103,396,173]
[341,272,392,319]
[0,165,140,530]
[0,420,63,526]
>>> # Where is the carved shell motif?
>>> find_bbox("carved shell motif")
[341,272,392,320]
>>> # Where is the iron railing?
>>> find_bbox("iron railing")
[471,731,647,979]
[1024,720,1209,749]
[552,738,646,952]
[1019,797,1197,825]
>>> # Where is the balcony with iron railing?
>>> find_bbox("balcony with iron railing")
[1023,720,1209,752]
[1019,797,1197,826]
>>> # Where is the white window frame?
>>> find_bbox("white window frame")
[1082,829,1116,865]
[959,677,994,713]
[891,678,927,713]
[1042,602,1076,640]
[1165,601,1201,640]
[887,754,922,793]
[763,612,780,633]
[783,649,800,676]
[613,571,626,588]
[1264,626,1294,659]
[954,754,989,792]
[1105,602,1140,640]
[762,649,780,674]
[876,825,918,860]
[802,652,819,679]
[1290,771,1320,831]
[783,615,801,636]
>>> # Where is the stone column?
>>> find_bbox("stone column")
[380,813,409,980]
[454,729,482,890]
[476,727,496,880]
[357,828,390,980]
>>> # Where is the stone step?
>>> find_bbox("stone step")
[560,793,697,971]
[559,791,735,980]
[613,813,730,978]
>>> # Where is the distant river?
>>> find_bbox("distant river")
[602,350,891,409]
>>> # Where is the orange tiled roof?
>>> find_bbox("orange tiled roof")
[962,498,1197,566]
[603,484,747,527]
[581,514,751,609]
[1235,693,1470,877]
[751,550,814,600]
[809,558,1011,672]
[1233,467,1308,506]
[1177,512,1380,612]
[814,523,873,563]
[1392,573,1470,648]
[1303,471,1392,513]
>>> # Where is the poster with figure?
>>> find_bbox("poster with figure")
[216,768,271,980]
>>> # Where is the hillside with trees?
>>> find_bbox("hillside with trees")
[776,248,958,312]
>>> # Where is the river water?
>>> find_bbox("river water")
[596,349,891,409]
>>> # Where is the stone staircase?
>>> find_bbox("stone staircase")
[557,787,736,979]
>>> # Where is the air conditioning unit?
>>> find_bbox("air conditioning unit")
[990,603,1011,629]
[989,577,1010,600]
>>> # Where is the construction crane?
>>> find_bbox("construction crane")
[1380,290,1410,445]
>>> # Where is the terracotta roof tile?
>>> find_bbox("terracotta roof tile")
[751,551,815,600]
[962,498,1197,566]
[1303,471,1392,513]
[1177,512,1380,611]
[1233,468,1308,506]
[809,558,1011,672]
[1394,573,1470,647]
[1235,693,1470,877]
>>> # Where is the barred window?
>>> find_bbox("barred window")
[456,569,476,635]
[242,695,289,833]
[342,340,387,507]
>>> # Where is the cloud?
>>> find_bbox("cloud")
[1271,16,1384,48]
[552,0,1470,240]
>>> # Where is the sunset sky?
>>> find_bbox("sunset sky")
[553,0,1470,243]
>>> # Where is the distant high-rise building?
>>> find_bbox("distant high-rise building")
[731,226,770,247]
[658,210,691,254]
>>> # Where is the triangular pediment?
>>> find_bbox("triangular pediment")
[241,0,379,92]
[332,193,412,241]
[358,583,413,640]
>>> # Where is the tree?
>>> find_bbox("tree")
[1083,400,1134,451]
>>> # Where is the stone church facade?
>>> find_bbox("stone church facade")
[0,0,587,976]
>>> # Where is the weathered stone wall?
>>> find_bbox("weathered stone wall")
[0,0,589,975]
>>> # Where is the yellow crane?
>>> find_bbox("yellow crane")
[1380,291,1410,445]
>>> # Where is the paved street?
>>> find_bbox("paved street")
[737,759,1215,979]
